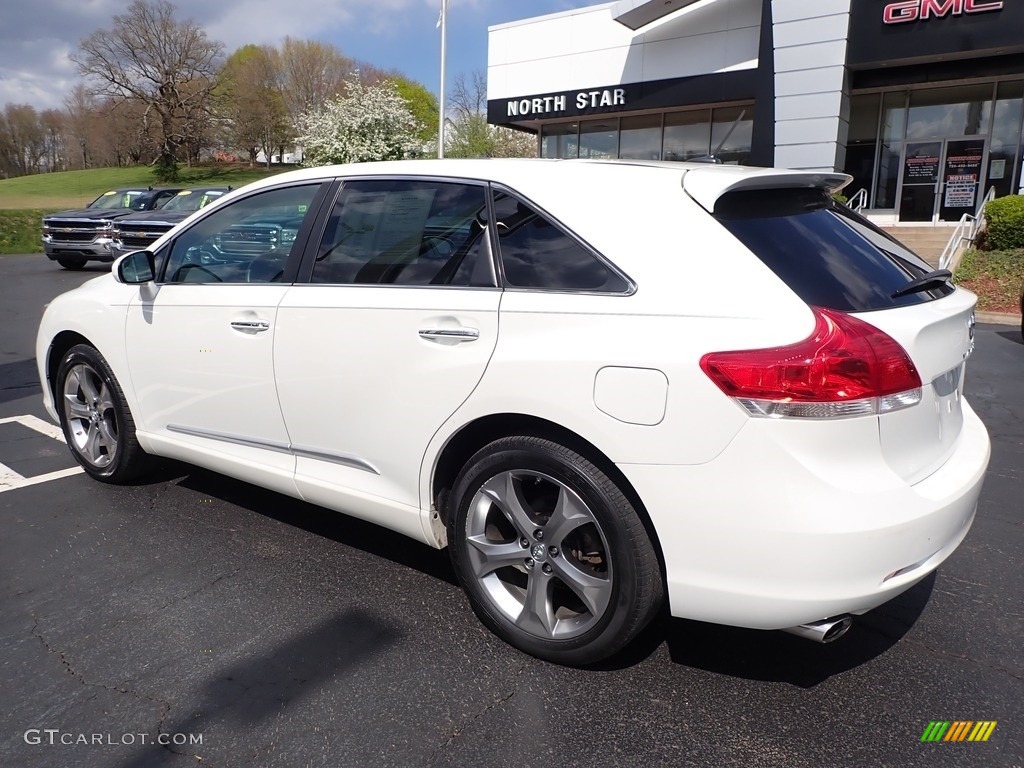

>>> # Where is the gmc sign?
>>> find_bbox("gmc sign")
[883,0,1004,24]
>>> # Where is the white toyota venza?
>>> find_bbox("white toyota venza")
[36,159,990,665]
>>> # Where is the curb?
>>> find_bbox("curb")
[977,311,1021,327]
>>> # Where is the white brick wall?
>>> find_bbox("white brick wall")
[771,0,852,171]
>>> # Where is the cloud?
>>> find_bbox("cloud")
[0,0,492,110]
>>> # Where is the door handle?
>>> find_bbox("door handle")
[418,328,479,343]
[231,320,270,333]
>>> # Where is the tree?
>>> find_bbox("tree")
[64,85,98,169]
[220,45,291,168]
[277,37,351,129]
[389,74,439,146]
[445,72,536,159]
[0,104,47,176]
[92,97,160,168]
[40,110,67,172]
[71,0,223,181]
[298,74,422,166]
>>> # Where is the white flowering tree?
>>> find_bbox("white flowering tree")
[298,75,422,165]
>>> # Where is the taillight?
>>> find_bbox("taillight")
[700,307,922,419]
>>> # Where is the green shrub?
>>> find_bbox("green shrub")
[983,194,1024,251]
[0,209,57,255]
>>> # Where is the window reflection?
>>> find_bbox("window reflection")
[536,103,754,165]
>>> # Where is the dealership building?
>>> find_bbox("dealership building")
[487,0,1024,222]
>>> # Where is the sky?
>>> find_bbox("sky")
[0,0,583,112]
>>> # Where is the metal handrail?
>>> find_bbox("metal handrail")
[847,188,869,213]
[938,187,997,271]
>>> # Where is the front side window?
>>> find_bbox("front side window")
[492,191,630,293]
[162,184,321,284]
[311,179,494,287]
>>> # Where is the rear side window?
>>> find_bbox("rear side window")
[312,179,494,287]
[714,189,954,311]
[492,192,630,293]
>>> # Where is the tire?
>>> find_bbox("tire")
[56,344,151,483]
[448,436,663,666]
[57,258,87,270]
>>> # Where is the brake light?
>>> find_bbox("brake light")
[700,307,922,419]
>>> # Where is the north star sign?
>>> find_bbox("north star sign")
[883,0,1003,24]
[506,88,627,118]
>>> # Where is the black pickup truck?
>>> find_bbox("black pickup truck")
[42,187,183,269]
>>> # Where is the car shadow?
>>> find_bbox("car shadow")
[136,465,930,685]
[171,467,458,587]
[601,573,934,686]
[995,329,1022,345]
[0,358,41,405]
[113,609,400,768]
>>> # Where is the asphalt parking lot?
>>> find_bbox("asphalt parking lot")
[1,253,1021,768]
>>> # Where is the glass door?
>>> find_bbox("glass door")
[939,139,987,222]
[898,139,988,222]
[898,141,942,222]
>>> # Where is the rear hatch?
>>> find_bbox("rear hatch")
[699,182,974,485]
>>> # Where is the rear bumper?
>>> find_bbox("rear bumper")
[620,400,990,630]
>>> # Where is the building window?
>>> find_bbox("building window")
[579,119,618,159]
[844,94,882,204]
[663,110,712,162]
[541,123,579,158]
[538,102,754,165]
[711,106,753,165]
[991,81,1024,198]
[906,84,993,140]
[619,115,662,160]
[875,91,908,209]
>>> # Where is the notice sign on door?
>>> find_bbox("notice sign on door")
[944,174,978,208]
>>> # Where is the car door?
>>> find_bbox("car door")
[274,178,501,540]
[124,181,329,495]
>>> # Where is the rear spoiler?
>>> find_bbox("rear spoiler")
[682,166,852,213]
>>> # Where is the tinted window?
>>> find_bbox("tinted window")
[312,180,494,287]
[162,184,320,284]
[88,190,147,210]
[714,188,954,311]
[492,192,629,292]
[162,189,227,212]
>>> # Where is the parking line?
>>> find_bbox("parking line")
[0,414,83,493]
[0,414,67,441]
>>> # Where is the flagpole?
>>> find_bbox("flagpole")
[438,0,447,159]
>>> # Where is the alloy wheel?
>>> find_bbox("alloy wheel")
[62,363,119,468]
[464,470,613,640]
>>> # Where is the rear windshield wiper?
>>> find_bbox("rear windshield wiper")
[891,269,952,299]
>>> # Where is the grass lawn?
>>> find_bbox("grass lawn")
[955,248,1024,315]
[0,164,294,210]
[0,164,297,254]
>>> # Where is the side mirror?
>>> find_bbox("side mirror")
[116,251,156,284]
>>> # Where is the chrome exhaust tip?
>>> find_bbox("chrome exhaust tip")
[781,615,853,644]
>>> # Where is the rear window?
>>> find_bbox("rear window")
[714,188,954,311]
